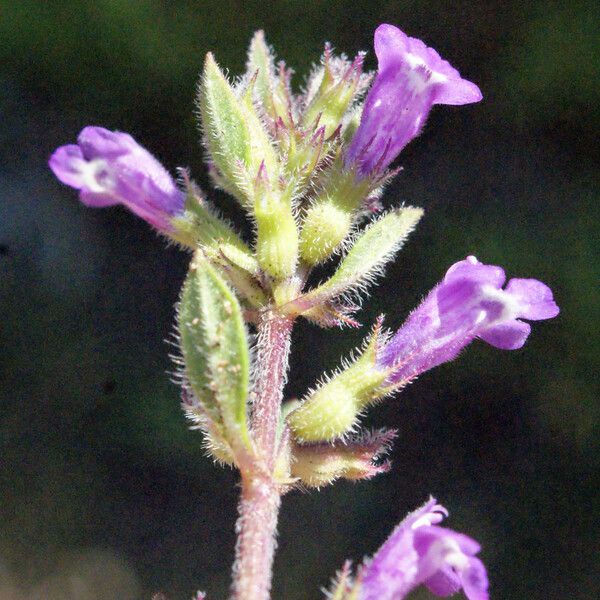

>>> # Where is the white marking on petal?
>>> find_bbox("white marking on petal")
[424,537,468,577]
[445,548,470,571]
[407,68,430,93]
[81,159,117,194]
[480,284,520,324]
[474,309,487,325]
[412,513,440,529]
[405,52,448,84]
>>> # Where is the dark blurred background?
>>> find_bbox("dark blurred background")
[0,1,598,598]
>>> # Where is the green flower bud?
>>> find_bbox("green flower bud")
[302,48,367,138]
[299,200,353,265]
[246,30,292,126]
[287,328,388,442]
[254,165,299,280]
[290,429,395,488]
[299,169,371,265]
[284,126,326,193]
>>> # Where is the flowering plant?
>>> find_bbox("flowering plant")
[49,23,558,600]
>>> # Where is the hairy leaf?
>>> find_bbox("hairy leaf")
[178,253,252,452]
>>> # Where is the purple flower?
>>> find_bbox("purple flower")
[49,126,185,232]
[345,24,482,177]
[379,256,559,385]
[360,498,489,600]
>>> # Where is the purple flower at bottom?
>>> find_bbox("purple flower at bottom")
[360,498,488,600]
[344,24,482,177]
[379,256,559,385]
[49,126,185,232]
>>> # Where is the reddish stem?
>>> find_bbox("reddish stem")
[230,312,293,600]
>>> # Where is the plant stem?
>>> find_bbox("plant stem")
[230,312,293,600]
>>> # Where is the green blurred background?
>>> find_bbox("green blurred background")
[1,1,598,598]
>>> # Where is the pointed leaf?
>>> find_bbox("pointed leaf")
[178,253,252,452]
[198,53,278,206]
[181,385,235,466]
[213,244,267,308]
[293,207,423,314]
[247,30,277,117]
[172,173,254,257]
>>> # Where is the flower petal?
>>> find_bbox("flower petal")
[444,256,506,288]
[434,77,483,106]
[49,126,185,234]
[373,24,410,71]
[479,319,531,349]
[360,498,448,600]
[48,145,88,189]
[506,278,560,320]
[78,126,136,160]
[345,25,482,178]
[374,24,482,107]
[413,525,481,557]
[424,567,462,596]
[461,557,489,600]
[116,146,181,204]
[79,189,119,208]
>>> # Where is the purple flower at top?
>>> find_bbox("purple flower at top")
[379,256,559,385]
[345,24,482,177]
[49,126,185,232]
[360,498,488,600]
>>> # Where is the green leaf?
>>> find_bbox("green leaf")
[178,254,252,452]
[170,175,255,256]
[213,243,267,308]
[294,207,423,312]
[247,30,276,116]
[198,52,278,207]
[246,30,293,125]
[302,50,366,138]
[181,386,236,466]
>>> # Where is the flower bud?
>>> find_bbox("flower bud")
[254,164,299,280]
[287,328,388,442]
[302,47,368,138]
[291,429,396,488]
[298,200,353,265]
[283,125,326,190]
[299,169,371,265]
[246,30,293,126]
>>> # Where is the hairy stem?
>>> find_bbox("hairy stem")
[231,312,293,600]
